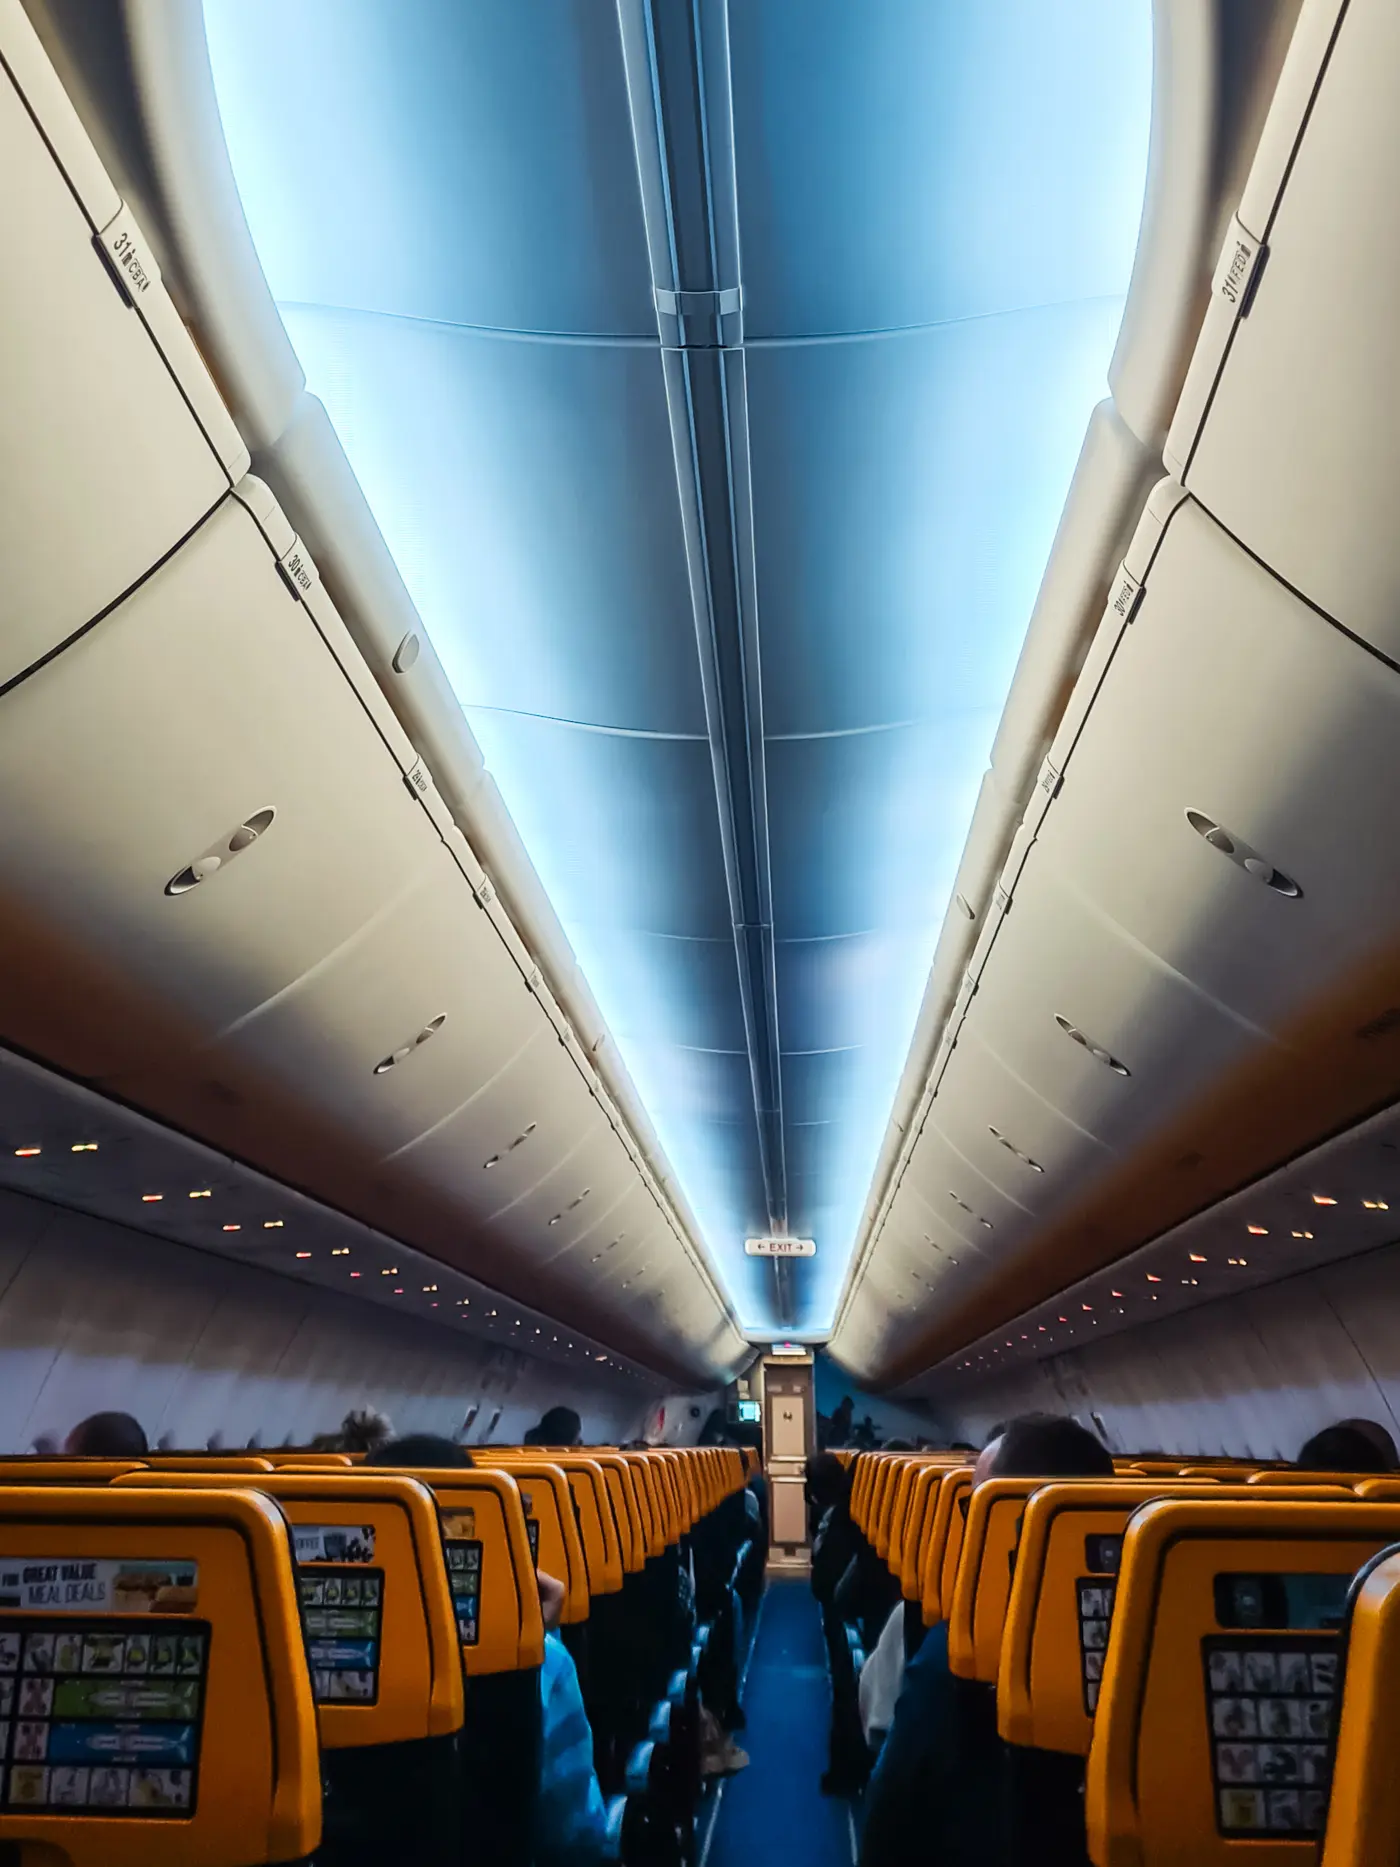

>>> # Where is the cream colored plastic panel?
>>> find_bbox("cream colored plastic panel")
[489,1111,636,1259]
[968,856,1270,1154]
[1166,0,1400,656]
[901,1126,1034,1254]
[0,9,241,687]
[1037,496,1400,1038]
[165,858,536,1157]
[926,1030,1114,1217]
[0,496,438,1075]
[393,1033,598,1222]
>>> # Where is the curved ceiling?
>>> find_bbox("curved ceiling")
[203,0,1152,1335]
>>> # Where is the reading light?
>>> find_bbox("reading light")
[263,1220,284,1229]
[1246,1225,1268,1236]
[1364,1199,1390,1211]
[350,1271,361,1278]
[70,1143,97,1153]
[1292,1230,1314,1240]
[1189,1253,1207,1263]
[1313,1195,1337,1206]
[13,1148,40,1158]
[381,1268,398,1276]
[141,1194,163,1203]
[422,1284,438,1293]
[331,1247,349,1257]
[295,1251,311,1259]
[222,1224,240,1232]
[1146,1274,1161,1283]
[189,1190,211,1199]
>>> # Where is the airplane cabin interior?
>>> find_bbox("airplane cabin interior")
[2,0,1400,1862]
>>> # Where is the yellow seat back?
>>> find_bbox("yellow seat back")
[0,1483,319,1864]
[112,1470,464,1746]
[998,1483,1350,1755]
[1319,1542,1400,1867]
[1086,1497,1400,1865]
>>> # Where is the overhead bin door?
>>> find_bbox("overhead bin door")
[0,1,244,687]
[1166,0,1400,660]
[1032,493,1400,1042]
[0,494,440,1079]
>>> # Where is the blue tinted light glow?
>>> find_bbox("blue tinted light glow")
[205,0,1152,1336]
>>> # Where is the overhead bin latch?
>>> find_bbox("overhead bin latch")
[1108,564,1143,627]
[1211,215,1267,320]
[276,536,319,601]
[94,204,161,306]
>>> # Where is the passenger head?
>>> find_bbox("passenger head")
[526,1407,582,1447]
[64,1412,148,1458]
[880,1438,914,1452]
[340,1408,393,1455]
[364,1433,474,1468]
[1296,1422,1393,1473]
[978,1413,1114,1485]
[805,1452,849,1512]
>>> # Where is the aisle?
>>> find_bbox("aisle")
[704,1578,856,1867]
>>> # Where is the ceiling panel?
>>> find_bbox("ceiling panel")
[204,0,654,335]
[277,305,702,734]
[729,0,1151,339]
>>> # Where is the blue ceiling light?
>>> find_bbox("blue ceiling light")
[204,0,1151,1337]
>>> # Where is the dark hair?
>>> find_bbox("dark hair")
[65,1412,148,1458]
[805,1452,849,1508]
[950,1441,977,1453]
[525,1407,582,1447]
[989,1414,1114,1480]
[881,1438,915,1452]
[1296,1424,1392,1474]
[365,1434,474,1468]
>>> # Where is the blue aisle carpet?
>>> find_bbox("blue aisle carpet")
[707,1579,854,1867]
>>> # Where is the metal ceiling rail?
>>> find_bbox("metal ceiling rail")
[617,0,791,1323]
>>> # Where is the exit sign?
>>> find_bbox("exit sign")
[744,1237,816,1257]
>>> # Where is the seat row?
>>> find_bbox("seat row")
[845,1448,1400,1865]
[0,1442,752,1866]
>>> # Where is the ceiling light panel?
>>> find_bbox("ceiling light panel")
[204,0,1150,1333]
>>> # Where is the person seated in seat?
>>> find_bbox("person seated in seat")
[64,1410,148,1456]
[525,1407,584,1448]
[1296,1419,1398,1472]
[366,1432,474,1468]
[858,1414,1114,1867]
[367,1433,610,1863]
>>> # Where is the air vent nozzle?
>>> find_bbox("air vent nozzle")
[373,1014,447,1076]
[1185,809,1300,897]
[1054,1014,1131,1077]
[166,808,276,896]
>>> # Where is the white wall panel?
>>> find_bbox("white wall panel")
[0,1187,664,1454]
[922,1234,1400,1461]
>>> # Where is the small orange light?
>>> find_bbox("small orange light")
[1313,1195,1337,1207]
[1292,1230,1314,1240]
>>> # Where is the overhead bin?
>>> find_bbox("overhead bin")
[1165,0,1400,660]
[0,494,440,1080]
[924,1030,1114,1219]
[1034,492,1400,1044]
[0,0,246,690]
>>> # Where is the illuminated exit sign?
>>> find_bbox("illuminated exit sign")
[744,1237,816,1257]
